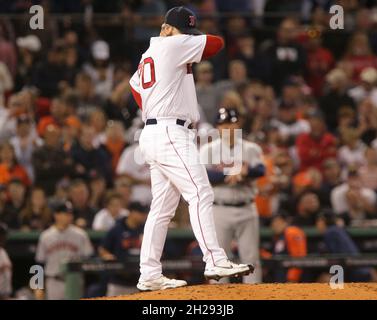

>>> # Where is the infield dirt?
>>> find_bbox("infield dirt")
[97,283,377,300]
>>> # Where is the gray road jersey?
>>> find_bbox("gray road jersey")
[36,225,93,276]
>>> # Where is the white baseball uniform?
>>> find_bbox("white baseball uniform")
[130,34,228,281]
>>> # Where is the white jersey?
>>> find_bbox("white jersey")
[36,225,94,276]
[130,34,207,123]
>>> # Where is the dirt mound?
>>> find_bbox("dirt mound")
[98,283,377,300]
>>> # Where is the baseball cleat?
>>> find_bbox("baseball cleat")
[204,260,254,281]
[137,276,187,291]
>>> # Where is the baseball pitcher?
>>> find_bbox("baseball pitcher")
[129,6,254,291]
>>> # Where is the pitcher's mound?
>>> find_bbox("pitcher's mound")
[100,283,377,300]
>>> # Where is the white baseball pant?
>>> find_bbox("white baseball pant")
[138,120,228,281]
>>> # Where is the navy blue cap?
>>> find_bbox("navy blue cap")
[128,201,150,214]
[52,201,73,213]
[216,107,239,125]
[165,6,202,35]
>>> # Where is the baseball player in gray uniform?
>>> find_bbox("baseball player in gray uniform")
[36,201,93,299]
[200,108,265,283]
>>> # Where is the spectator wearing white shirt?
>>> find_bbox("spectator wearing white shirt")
[116,143,152,206]
[92,192,128,231]
[348,67,377,106]
[271,103,310,146]
[358,147,377,191]
[338,128,367,170]
[331,169,377,223]
[10,115,42,182]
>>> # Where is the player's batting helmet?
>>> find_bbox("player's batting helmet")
[164,6,202,35]
[216,107,240,125]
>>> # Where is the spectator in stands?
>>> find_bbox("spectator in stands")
[37,96,80,137]
[234,33,261,79]
[0,142,30,187]
[272,101,310,146]
[331,169,377,223]
[114,176,132,209]
[215,60,248,104]
[20,187,52,231]
[92,192,128,231]
[83,40,114,100]
[292,190,322,227]
[0,178,27,229]
[88,171,107,211]
[132,0,166,60]
[103,68,139,129]
[260,17,306,92]
[358,147,377,191]
[35,201,93,300]
[69,179,96,229]
[0,93,31,143]
[10,115,42,182]
[98,201,148,296]
[116,142,152,206]
[32,44,67,97]
[32,124,74,195]
[338,127,366,169]
[348,67,377,105]
[342,32,377,83]
[195,61,217,124]
[0,223,12,299]
[73,72,104,121]
[303,28,334,97]
[296,109,337,172]
[319,158,342,207]
[102,121,127,174]
[0,22,16,77]
[316,210,376,282]
[89,109,107,147]
[319,68,355,131]
[358,98,377,144]
[270,213,307,283]
[14,35,41,91]
[48,179,70,207]
[70,125,113,186]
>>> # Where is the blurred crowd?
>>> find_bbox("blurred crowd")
[1,0,377,297]
[2,0,377,231]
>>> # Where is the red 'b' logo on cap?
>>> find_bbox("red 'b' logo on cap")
[189,15,196,27]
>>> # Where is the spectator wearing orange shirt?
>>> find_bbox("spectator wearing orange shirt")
[37,96,81,137]
[102,121,127,174]
[0,142,30,187]
[271,213,307,283]
[296,109,337,172]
